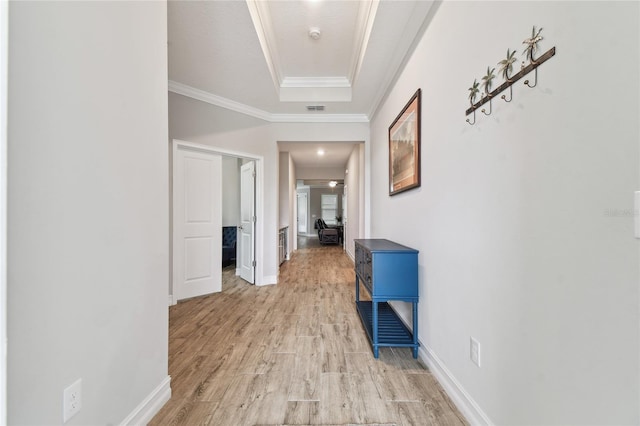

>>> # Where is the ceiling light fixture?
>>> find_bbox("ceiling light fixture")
[329,181,337,187]
[317,149,325,156]
[308,27,321,40]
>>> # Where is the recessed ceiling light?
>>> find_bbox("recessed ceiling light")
[329,181,337,187]
[317,149,325,156]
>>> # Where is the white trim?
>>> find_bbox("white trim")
[119,376,171,426]
[281,76,351,88]
[168,295,175,306]
[168,81,369,124]
[169,81,271,122]
[349,0,379,83]
[260,275,278,286]
[172,140,266,289]
[245,0,283,91]
[420,346,493,426]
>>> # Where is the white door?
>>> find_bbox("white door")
[239,161,255,284]
[297,192,308,234]
[173,147,222,301]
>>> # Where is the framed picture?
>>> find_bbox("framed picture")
[389,88,421,196]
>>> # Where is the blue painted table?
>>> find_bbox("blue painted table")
[354,239,419,358]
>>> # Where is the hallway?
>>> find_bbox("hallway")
[150,245,466,425]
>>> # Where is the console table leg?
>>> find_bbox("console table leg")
[355,275,360,302]
[373,301,379,359]
[412,301,418,359]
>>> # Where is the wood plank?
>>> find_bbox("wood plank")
[289,337,322,401]
[282,401,320,425]
[320,323,348,373]
[318,373,353,425]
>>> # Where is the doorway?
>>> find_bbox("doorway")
[171,140,263,303]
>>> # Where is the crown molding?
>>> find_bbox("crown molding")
[169,80,272,121]
[368,1,441,121]
[169,80,369,124]
[349,0,379,83]
[245,0,283,91]
[281,77,351,88]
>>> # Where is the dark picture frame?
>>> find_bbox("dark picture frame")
[389,89,421,196]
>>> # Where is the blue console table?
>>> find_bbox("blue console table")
[354,239,419,358]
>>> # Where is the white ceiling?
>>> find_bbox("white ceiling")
[168,0,437,167]
[279,141,360,168]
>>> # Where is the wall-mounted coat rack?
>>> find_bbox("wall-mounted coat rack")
[466,27,556,125]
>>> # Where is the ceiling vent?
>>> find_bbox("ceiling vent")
[306,105,325,111]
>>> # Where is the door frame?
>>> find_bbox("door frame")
[170,139,264,303]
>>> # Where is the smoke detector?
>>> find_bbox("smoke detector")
[308,27,321,40]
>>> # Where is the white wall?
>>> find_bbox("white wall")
[278,152,296,257]
[8,2,169,424]
[222,156,241,226]
[344,145,363,259]
[278,152,290,258]
[296,166,346,180]
[370,2,639,424]
[279,152,290,229]
[0,0,7,423]
[288,155,296,252]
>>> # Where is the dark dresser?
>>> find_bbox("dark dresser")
[354,239,419,358]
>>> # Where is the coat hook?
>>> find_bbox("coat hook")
[501,85,513,102]
[481,96,492,115]
[524,67,538,88]
[466,109,476,125]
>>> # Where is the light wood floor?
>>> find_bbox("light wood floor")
[150,245,467,426]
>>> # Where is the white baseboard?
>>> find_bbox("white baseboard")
[119,375,171,426]
[419,346,493,425]
[258,275,278,286]
[235,268,241,276]
[168,295,175,306]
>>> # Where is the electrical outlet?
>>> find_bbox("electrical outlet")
[63,379,82,423]
[470,337,481,367]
